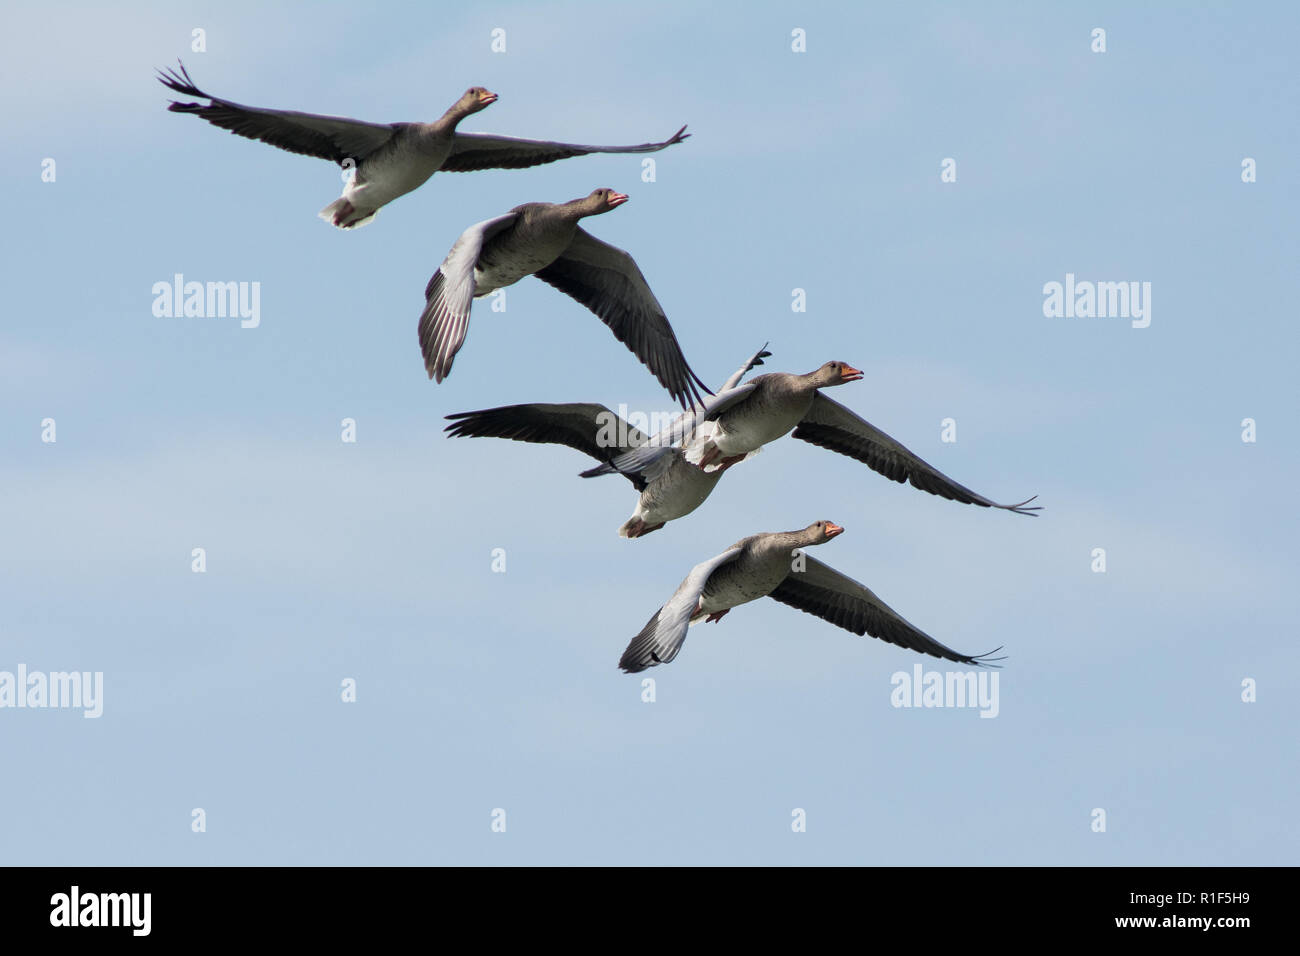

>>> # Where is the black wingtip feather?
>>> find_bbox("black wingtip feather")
[156,59,205,100]
[969,646,1008,668]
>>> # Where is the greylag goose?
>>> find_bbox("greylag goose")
[619,521,1004,672]
[418,189,709,409]
[156,61,689,229]
[445,347,770,538]
[595,361,1041,515]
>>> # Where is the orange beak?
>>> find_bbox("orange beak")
[840,365,864,383]
[825,522,845,539]
[608,192,630,208]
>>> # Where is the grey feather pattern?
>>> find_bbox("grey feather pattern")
[442,126,690,173]
[444,403,651,490]
[157,61,398,166]
[417,213,519,382]
[619,547,744,672]
[792,394,1041,515]
[533,228,709,409]
[768,554,1004,665]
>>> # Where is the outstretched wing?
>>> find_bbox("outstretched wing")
[619,547,744,673]
[717,342,771,394]
[157,61,398,165]
[534,227,709,410]
[793,394,1041,515]
[442,125,689,172]
[445,403,651,490]
[769,555,1004,665]
[418,213,519,382]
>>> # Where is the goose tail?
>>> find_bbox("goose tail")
[318,197,375,229]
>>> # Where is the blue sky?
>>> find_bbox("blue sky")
[1,1,1296,864]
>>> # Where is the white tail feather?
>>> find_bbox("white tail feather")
[318,198,377,230]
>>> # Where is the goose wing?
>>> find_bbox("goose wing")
[445,403,651,490]
[442,125,689,172]
[717,342,772,394]
[534,227,709,409]
[793,394,1041,515]
[769,555,1004,665]
[158,61,397,165]
[417,213,519,382]
[619,546,744,673]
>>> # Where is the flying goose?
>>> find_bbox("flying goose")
[445,346,771,538]
[156,61,689,229]
[418,189,710,409]
[593,361,1041,515]
[619,521,1005,673]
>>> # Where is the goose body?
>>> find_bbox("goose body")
[469,203,584,293]
[618,522,1004,673]
[156,61,689,229]
[594,359,1044,516]
[683,362,862,468]
[420,189,710,409]
[691,374,817,461]
[329,127,455,228]
[445,347,770,537]
[694,532,801,613]
[620,455,720,537]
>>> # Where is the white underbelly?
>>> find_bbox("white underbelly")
[636,463,721,525]
[344,151,443,210]
[715,409,803,455]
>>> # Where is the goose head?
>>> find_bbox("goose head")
[809,361,863,388]
[456,86,498,115]
[805,520,845,544]
[577,187,630,216]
